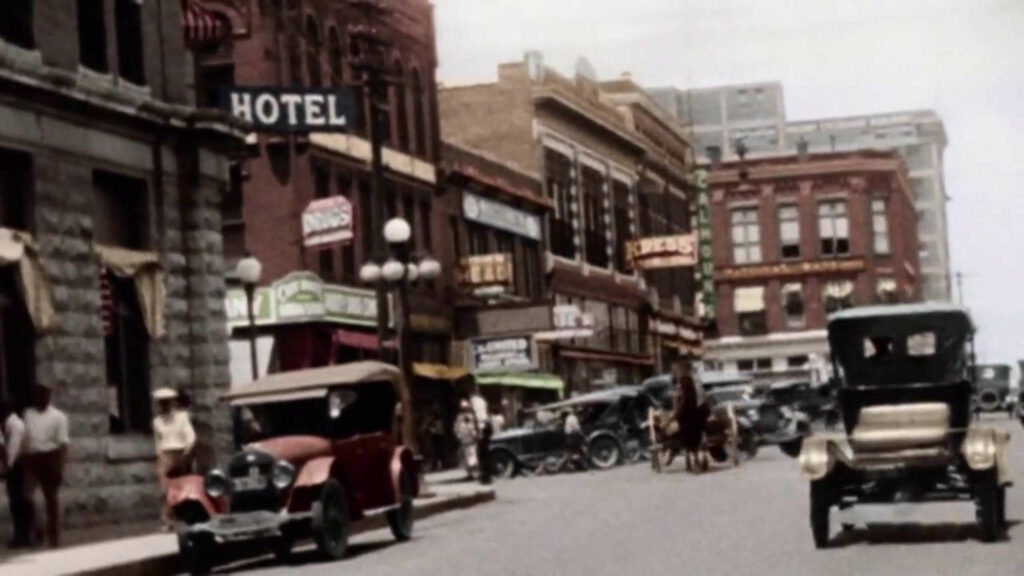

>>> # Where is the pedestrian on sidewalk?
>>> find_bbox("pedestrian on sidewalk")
[562,408,588,471]
[0,401,30,548]
[454,400,479,479]
[470,388,492,485]
[152,388,197,530]
[22,384,69,548]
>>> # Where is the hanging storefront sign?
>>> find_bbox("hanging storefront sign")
[225,272,382,330]
[456,253,513,292]
[223,87,355,133]
[302,196,354,248]
[462,191,542,241]
[470,336,536,373]
[694,168,716,322]
[625,233,697,270]
[534,304,595,341]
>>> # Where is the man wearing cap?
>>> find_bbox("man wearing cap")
[152,388,196,529]
[22,385,69,548]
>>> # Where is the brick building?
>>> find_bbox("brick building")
[440,54,700,393]
[0,0,244,530]
[704,150,920,380]
[190,1,453,377]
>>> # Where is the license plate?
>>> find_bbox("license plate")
[233,467,267,492]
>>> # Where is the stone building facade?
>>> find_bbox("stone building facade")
[0,0,244,530]
[704,150,920,381]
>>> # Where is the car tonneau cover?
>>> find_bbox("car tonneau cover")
[223,361,402,405]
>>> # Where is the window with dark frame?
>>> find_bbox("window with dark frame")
[305,17,321,87]
[198,64,235,109]
[467,222,489,256]
[778,204,800,260]
[318,248,336,282]
[782,283,805,329]
[613,180,632,272]
[327,28,342,87]
[420,199,433,252]
[737,359,754,372]
[755,358,772,371]
[313,164,330,198]
[544,149,575,260]
[78,0,108,72]
[358,179,372,260]
[787,355,809,368]
[730,208,762,264]
[114,0,146,85]
[818,200,850,257]
[581,165,608,268]
[393,62,409,152]
[872,199,890,255]
[412,71,427,157]
[0,0,34,49]
[0,148,33,232]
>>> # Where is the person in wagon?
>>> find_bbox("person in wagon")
[152,388,196,529]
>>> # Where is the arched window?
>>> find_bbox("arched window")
[411,69,427,157]
[305,16,321,88]
[327,27,342,87]
[115,0,146,85]
[393,60,409,152]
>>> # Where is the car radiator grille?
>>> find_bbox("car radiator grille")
[227,449,281,513]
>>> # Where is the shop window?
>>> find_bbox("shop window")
[0,148,33,231]
[412,70,427,157]
[0,0,33,49]
[737,359,754,372]
[450,215,462,260]
[778,205,800,260]
[115,0,146,85]
[393,61,409,152]
[304,16,321,88]
[384,182,397,220]
[818,201,849,257]
[105,271,152,434]
[734,286,766,336]
[627,309,640,353]
[872,199,890,255]
[782,283,805,329]
[78,0,108,72]
[93,171,148,249]
[327,27,342,87]
[730,208,761,264]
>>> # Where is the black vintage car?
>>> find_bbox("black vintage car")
[488,387,648,478]
[973,364,1013,414]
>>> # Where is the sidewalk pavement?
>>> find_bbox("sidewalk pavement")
[0,470,495,576]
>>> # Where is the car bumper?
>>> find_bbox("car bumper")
[186,510,313,543]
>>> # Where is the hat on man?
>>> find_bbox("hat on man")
[153,388,178,401]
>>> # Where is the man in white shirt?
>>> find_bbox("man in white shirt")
[562,408,589,470]
[469,389,492,485]
[152,388,197,529]
[1,401,29,548]
[22,385,69,548]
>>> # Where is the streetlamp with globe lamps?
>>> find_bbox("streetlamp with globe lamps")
[359,217,442,452]
[235,255,263,383]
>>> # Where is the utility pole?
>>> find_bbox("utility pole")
[956,271,964,305]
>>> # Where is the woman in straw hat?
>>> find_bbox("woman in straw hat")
[152,388,196,529]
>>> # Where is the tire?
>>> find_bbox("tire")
[386,468,415,542]
[177,531,215,576]
[780,437,804,458]
[810,480,832,549]
[588,436,623,470]
[975,472,1001,543]
[489,450,516,480]
[313,480,351,560]
[977,389,1002,412]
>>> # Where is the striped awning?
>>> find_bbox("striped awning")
[182,0,229,48]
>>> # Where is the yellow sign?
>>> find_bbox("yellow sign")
[716,259,866,282]
[625,234,697,270]
[457,253,513,288]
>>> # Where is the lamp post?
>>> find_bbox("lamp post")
[235,255,263,383]
[360,217,442,453]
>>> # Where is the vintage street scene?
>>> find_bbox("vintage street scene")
[0,1,1021,575]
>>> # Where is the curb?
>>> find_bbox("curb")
[71,489,496,576]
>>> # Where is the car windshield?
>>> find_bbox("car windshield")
[238,382,396,443]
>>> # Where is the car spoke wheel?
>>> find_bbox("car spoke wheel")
[588,437,622,470]
[489,450,516,480]
[810,480,832,549]
[386,469,415,542]
[313,480,350,560]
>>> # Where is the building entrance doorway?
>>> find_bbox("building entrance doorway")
[0,266,35,408]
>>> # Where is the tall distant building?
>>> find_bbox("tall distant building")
[650,84,951,301]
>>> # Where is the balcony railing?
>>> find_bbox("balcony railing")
[550,218,576,260]
[585,230,609,269]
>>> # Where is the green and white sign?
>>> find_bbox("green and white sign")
[694,168,716,322]
[226,271,384,330]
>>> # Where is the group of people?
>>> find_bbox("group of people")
[0,384,197,549]
[454,389,496,485]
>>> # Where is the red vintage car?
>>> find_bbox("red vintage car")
[169,361,419,575]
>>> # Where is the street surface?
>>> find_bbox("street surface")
[228,417,1024,576]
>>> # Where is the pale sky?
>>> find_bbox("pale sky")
[435,0,1024,369]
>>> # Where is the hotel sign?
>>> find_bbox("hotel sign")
[716,259,866,282]
[224,87,355,132]
[625,234,697,270]
[462,191,542,241]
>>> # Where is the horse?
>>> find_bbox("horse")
[648,381,742,473]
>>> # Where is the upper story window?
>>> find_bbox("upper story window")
[734,285,767,336]
[305,17,321,88]
[818,200,849,257]
[730,208,761,265]
[412,70,427,157]
[393,61,409,152]
[0,148,33,232]
[78,0,108,72]
[782,282,805,329]
[327,28,342,87]
[872,199,890,254]
[0,0,34,49]
[823,280,855,313]
[115,0,146,85]
[285,3,303,86]
[778,204,800,260]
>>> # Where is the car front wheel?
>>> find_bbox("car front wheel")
[810,479,833,549]
[975,472,1002,542]
[589,437,622,470]
[386,469,415,541]
[489,450,516,480]
[313,480,351,560]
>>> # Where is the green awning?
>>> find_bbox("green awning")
[475,372,564,392]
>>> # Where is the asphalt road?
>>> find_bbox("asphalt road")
[227,416,1024,576]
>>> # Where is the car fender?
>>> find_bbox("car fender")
[166,474,224,521]
[798,436,836,481]
[390,446,419,500]
[586,429,625,450]
[963,427,1011,483]
[294,456,335,489]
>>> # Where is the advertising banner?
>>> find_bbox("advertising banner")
[457,253,513,291]
[462,191,542,241]
[302,196,354,248]
[625,234,697,270]
[470,336,535,373]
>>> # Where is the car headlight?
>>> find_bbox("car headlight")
[204,469,229,499]
[271,460,296,490]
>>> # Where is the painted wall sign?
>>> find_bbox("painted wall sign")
[302,196,354,248]
[457,253,513,290]
[225,272,383,329]
[462,191,542,241]
[470,336,535,373]
[716,258,866,282]
[694,168,716,322]
[534,304,595,341]
[625,234,697,270]
[223,87,355,133]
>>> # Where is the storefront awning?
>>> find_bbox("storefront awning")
[0,228,54,331]
[413,363,470,381]
[476,372,564,392]
[734,286,765,313]
[182,0,230,48]
[94,244,166,338]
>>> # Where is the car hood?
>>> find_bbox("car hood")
[492,427,540,441]
[246,435,333,466]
